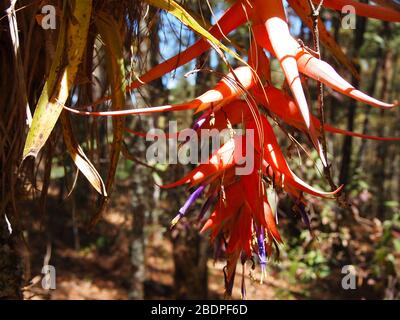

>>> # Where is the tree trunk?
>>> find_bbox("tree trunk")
[372,23,393,220]
[339,7,367,186]
[353,45,384,171]
[171,1,211,300]
[129,7,165,299]
[172,220,209,299]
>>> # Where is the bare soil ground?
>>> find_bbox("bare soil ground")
[21,186,388,300]
[20,191,302,300]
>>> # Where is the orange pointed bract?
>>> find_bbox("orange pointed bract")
[296,50,397,109]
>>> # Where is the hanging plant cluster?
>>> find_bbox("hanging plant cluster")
[25,0,400,297]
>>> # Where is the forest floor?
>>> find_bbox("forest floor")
[20,184,392,300]
[20,189,305,300]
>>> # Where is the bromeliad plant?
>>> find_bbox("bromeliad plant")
[26,0,400,296]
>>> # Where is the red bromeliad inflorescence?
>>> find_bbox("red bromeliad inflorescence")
[65,0,400,296]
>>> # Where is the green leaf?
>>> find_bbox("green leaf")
[23,1,106,196]
[144,0,246,65]
[60,113,107,196]
[23,0,92,159]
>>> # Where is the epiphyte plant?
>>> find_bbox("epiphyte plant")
[25,0,400,297]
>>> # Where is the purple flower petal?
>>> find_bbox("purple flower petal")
[171,185,206,228]
[255,225,267,281]
[179,185,205,215]
[192,117,207,131]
